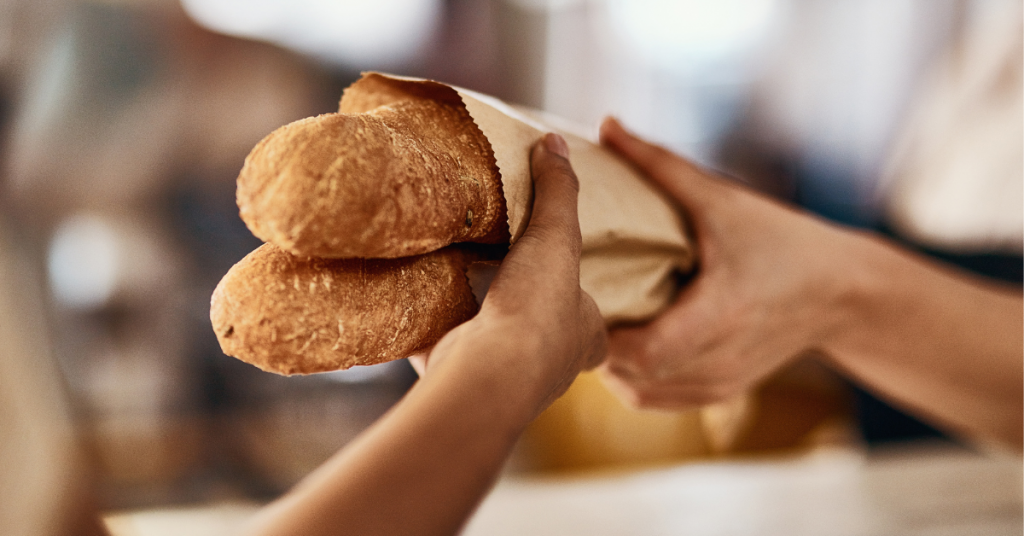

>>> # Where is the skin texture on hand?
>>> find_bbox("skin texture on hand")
[411,131,607,417]
[598,117,1023,450]
[598,117,857,407]
[242,133,606,536]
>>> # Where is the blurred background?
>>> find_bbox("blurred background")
[0,0,1020,533]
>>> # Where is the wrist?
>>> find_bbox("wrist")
[422,326,551,435]
[815,229,894,364]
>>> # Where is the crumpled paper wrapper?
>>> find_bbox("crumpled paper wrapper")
[345,73,752,456]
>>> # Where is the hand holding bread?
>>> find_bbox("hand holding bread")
[215,76,513,375]
[212,73,694,376]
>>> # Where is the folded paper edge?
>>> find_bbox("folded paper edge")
[355,71,536,244]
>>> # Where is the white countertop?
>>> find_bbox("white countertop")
[105,443,1023,536]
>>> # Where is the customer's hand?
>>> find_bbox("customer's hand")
[412,132,607,420]
[600,117,1022,449]
[598,117,856,409]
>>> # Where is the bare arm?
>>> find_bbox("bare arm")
[242,133,607,536]
[598,117,1022,450]
[826,234,1022,448]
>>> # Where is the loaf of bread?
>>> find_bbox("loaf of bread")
[237,97,508,259]
[211,243,481,375]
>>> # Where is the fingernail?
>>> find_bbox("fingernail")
[544,133,570,159]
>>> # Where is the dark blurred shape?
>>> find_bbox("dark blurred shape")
[853,388,949,446]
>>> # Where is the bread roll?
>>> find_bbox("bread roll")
[210,243,481,375]
[237,98,508,259]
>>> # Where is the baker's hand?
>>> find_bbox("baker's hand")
[598,118,855,409]
[411,133,606,420]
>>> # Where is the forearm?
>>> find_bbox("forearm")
[243,346,536,536]
[825,232,1023,449]
[238,133,601,536]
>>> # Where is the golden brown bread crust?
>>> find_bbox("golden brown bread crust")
[236,98,508,259]
[338,73,467,115]
[210,243,480,375]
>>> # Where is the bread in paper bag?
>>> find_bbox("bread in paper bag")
[213,72,695,375]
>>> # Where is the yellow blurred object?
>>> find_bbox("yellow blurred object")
[521,371,711,472]
[519,361,854,473]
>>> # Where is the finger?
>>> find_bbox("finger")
[599,117,721,211]
[597,365,709,410]
[605,273,723,373]
[599,364,739,409]
[606,316,699,381]
[488,134,582,298]
[605,325,655,379]
[521,133,582,256]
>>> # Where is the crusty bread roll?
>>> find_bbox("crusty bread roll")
[218,79,514,374]
[237,97,508,259]
[211,243,481,375]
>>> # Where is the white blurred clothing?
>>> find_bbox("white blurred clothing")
[883,0,1023,254]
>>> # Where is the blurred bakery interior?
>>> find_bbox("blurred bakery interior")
[0,0,1020,534]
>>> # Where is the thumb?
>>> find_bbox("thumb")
[486,133,582,300]
[599,117,726,213]
[521,133,582,253]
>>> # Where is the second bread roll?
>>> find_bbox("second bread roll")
[210,243,481,375]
